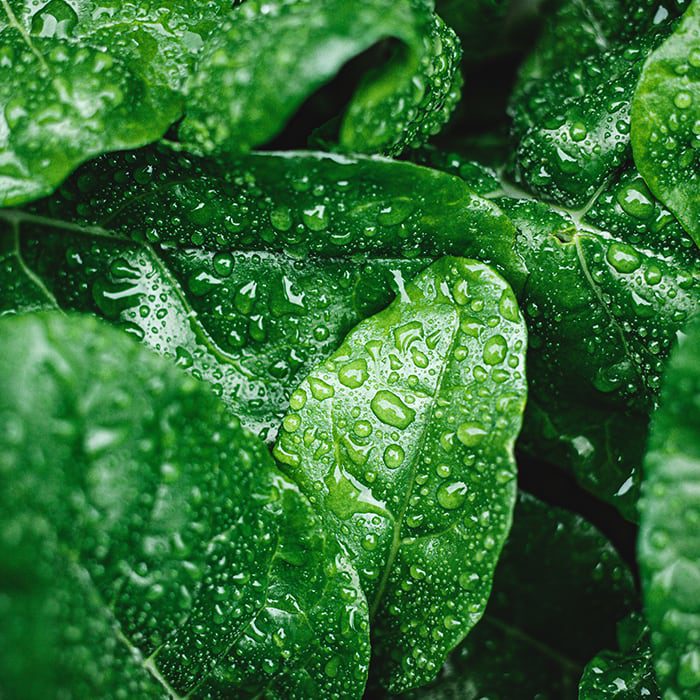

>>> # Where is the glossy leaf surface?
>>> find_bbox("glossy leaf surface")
[632,0,700,245]
[0,0,227,206]
[579,614,660,700]
[274,257,527,692]
[639,316,700,698]
[388,492,636,699]
[0,312,370,698]
[0,147,522,441]
[181,0,462,157]
[509,1,687,208]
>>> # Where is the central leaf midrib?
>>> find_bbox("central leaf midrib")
[369,300,461,619]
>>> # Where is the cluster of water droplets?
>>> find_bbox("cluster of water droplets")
[274,257,527,690]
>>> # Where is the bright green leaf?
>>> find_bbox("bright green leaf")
[274,256,528,692]
[631,0,700,246]
[0,312,370,698]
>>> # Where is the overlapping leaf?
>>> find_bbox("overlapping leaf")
[0,0,462,207]
[274,257,527,692]
[0,146,522,440]
[508,0,689,208]
[0,312,370,699]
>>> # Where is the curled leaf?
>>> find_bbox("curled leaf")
[180,0,462,157]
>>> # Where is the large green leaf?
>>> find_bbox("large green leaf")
[639,316,700,699]
[181,0,462,157]
[0,0,227,206]
[508,1,687,208]
[631,0,700,246]
[387,492,636,699]
[274,257,528,692]
[503,193,699,518]
[0,312,370,699]
[0,146,523,440]
[579,614,660,700]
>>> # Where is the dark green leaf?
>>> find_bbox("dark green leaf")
[501,193,699,518]
[508,1,687,208]
[413,148,700,517]
[274,257,528,692]
[0,146,523,440]
[0,312,370,698]
[388,492,636,699]
[180,0,462,157]
[631,0,700,246]
[639,316,700,698]
[579,614,660,699]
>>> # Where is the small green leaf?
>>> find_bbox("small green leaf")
[274,257,528,692]
[639,316,700,699]
[631,0,700,246]
[180,0,462,157]
[0,312,370,698]
[579,614,660,699]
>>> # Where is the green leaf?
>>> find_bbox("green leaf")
[631,0,700,246]
[180,0,462,157]
[508,1,686,208]
[579,614,660,699]
[273,257,528,692]
[500,193,699,518]
[639,316,700,698]
[385,492,637,699]
[0,312,370,698]
[0,146,523,440]
[0,0,228,207]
